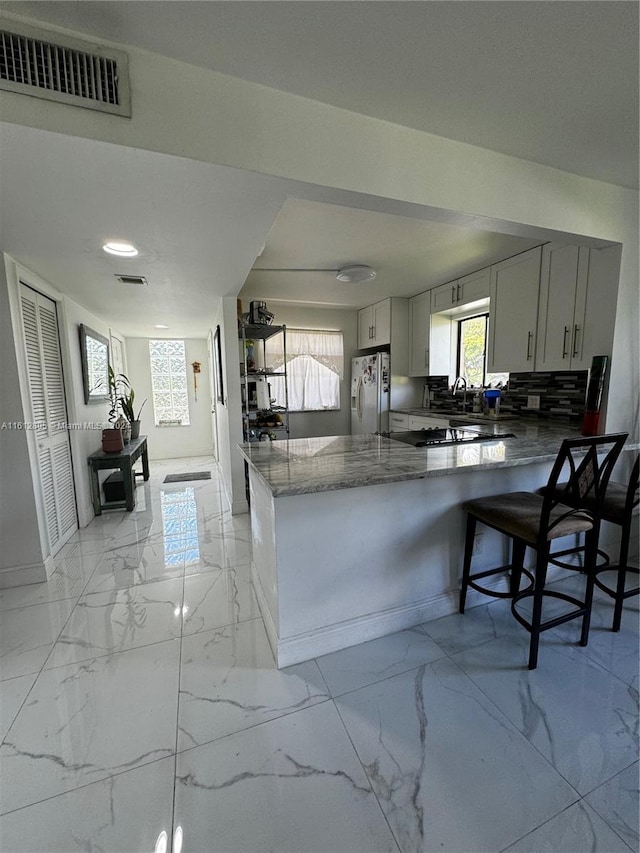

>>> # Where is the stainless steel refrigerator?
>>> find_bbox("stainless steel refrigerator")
[350,352,390,435]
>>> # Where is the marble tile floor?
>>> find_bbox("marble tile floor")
[0,456,638,853]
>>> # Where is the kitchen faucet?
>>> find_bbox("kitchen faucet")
[452,376,468,409]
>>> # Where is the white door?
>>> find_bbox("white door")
[20,284,77,555]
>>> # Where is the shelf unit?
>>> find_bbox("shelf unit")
[239,323,289,443]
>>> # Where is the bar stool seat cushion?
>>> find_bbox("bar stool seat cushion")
[462,492,593,545]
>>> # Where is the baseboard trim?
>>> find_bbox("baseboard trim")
[0,560,47,589]
[148,447,214,461]
[78,503,94,528]
[231,498,249,516]
[272,590,456,669]
[250,561,279,662]
[257,562,589,668]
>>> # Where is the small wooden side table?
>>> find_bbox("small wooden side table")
[88,436,150,515]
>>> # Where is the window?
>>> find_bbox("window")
[149,339,190,425]
[457,314,509,387]
[266,329,344,412]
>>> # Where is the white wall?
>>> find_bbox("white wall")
[125,337,213,461]
[261,304,359,438]
[59,297,119,526]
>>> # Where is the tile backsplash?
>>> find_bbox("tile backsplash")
[425,371,589,422]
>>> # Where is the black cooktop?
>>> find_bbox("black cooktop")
[387,428,516,448]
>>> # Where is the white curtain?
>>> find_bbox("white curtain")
[266,329,343,412]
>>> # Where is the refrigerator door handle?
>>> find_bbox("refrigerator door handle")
[356,376,363,421]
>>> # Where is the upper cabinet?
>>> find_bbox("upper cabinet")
[408,290,431,376]
[430,267,490,313]
[358,298,392,349]
[536,243,587,371]
[487,247,542,373]
[535,242,618,372]
[357,298,410,399]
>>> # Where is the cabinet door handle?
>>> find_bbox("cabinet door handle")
[572,325,581,357]
[371,325,375,340]
[451,285,456,305]
[562,326,570,358]
[526,331,533,360]
[424,347,428,368]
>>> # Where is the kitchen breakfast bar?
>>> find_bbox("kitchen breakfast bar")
[239,422,600,668]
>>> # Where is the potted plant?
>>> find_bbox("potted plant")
[117,373,146,440]
[101,366,125,453]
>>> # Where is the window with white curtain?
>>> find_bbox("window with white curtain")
[265,329,344,412]
[149,339,190,426]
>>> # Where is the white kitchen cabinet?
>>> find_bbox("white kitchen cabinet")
[358,298,391,348]
[574,245,620,370]
[357,298,410,408]
[487,246,542,373]
[430,267,490,313]
[534,241,619,372]
[389,411,410,432]
[431,280,459,312]
[457,267,491,307]
[536,243,586,371]
[408,290,431,376]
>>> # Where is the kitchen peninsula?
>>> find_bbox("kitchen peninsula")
[240,422,591,667]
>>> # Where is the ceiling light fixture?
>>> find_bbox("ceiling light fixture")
[252,264,377,283]
[103,241,138,257]
[336,264,377,283]
[154,324,169,329]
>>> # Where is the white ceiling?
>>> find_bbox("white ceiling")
[0,3,637,337]
[0,124,290,337]
[5,0,638,189]
[240,199,540,308]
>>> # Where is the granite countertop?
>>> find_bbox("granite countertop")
[238,421,583,498]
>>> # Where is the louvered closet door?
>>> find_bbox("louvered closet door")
[20,284,77,554]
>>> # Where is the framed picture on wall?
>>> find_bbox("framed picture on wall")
[214,325,225,404]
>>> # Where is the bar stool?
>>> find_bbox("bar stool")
[459,433,628,669]
[542,453,639,631]
[593,455,639,631]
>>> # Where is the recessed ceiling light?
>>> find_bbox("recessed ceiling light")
[154,324,169,329]
[336,264,377,283]
[103,241,138,257]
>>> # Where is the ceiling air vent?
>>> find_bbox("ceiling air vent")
[115,274,147,286]
[0,20,130,117]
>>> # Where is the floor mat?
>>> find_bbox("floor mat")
[163,471,212,483]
